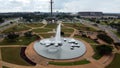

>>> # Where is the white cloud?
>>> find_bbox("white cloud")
[0,0,120,13]
[60,0,120,13]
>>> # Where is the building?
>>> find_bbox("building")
[78,12,119,19]
[78,12,103,19]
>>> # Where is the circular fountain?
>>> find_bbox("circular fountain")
[33,23,86,60]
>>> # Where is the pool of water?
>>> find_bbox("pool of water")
[34,38,86,60]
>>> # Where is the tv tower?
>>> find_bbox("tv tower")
[50,0,53,17]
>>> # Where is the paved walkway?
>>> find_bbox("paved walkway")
[70,29,77,38]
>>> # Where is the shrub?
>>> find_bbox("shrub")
[96,45,113,55]
[97,34,113,44]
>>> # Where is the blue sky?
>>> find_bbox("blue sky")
[0,0,120,13]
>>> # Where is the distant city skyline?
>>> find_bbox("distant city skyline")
[0,0,120,13]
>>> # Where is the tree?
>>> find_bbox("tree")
[97,34,113,44]
[0,18,4,23]
[24,31,33,37]
[34,35,41,40]
[10,21,13,24]
[96,45,113,55]
[96,20,100,24]
[6,32,19,42]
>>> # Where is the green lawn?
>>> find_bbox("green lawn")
[2,24,30,33]
[74,35,102,60]
[64,33,71,37]
[49,59,90,66]
[40,33,71,38]
[45,23,57,29]
[0,35,39,45]
[74,35,97,44]
[2,66,9,68]
[114,19,120,23]
[113,31,120,38]
[39,33,55,38]
[63,23,97,31]
[62,28,74,33]
[0,24,9,28]
[26,23,44,27]
[106,54,120,68]
[32,28,52,33]
[1,47,32,66]
[91,45,103,60]
[63,23,83,29]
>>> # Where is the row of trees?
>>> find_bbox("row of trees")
[5,31,40,42]
[0,18,4,24]
[96,45,113,55]
[5,32,19,42]
[97,34,113,44]
[110,23,120,34]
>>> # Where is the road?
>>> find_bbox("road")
[0,18,20,27]
[80,19,120,43]
[0,18,21,32]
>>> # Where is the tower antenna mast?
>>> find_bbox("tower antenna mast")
[50,0,53,17]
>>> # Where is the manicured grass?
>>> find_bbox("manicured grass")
[113,31,120,38]
[0,24,9,28]
[92,53,102,60]
[1,47,32,66]
[32,28,52,33]
[100,21,108,25]
[74,35,97,44]
[26,23,44,27]
[45,23,57,29]
[49,59,90,66]
[63,23,97,31]
[2,24,30,33]
[39,33,70,38]
[0,35,39,45]
[91,45,103,60]
[114,19,120,23]
[39,33,55,38]
[2,66,9,68]
[106,54,120,68]
[74,35,102,60]
[64,33,71,37]
[62,27,74,33]
[63,23,83,29]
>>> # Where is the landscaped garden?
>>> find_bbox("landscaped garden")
[2,66,9,68]
[106,54,120,68]
[0,22,118,68]
[91,45,103,60]
[39,33,55,38]
[0,35,39,45]
[62,27,74,33]
[113,31,120,38]
[32,28,53,33]
[45,23,57,29]
[1,47,32,66]
[2,24,30,33]
[74,35,97,45]
[25,23,44,27]
[63,23,97,31]
[97,34,114,44]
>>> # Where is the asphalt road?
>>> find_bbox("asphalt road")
[79,19,120,43]
[0,18,20,32]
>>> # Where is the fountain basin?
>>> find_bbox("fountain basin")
[34,38,86,60]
